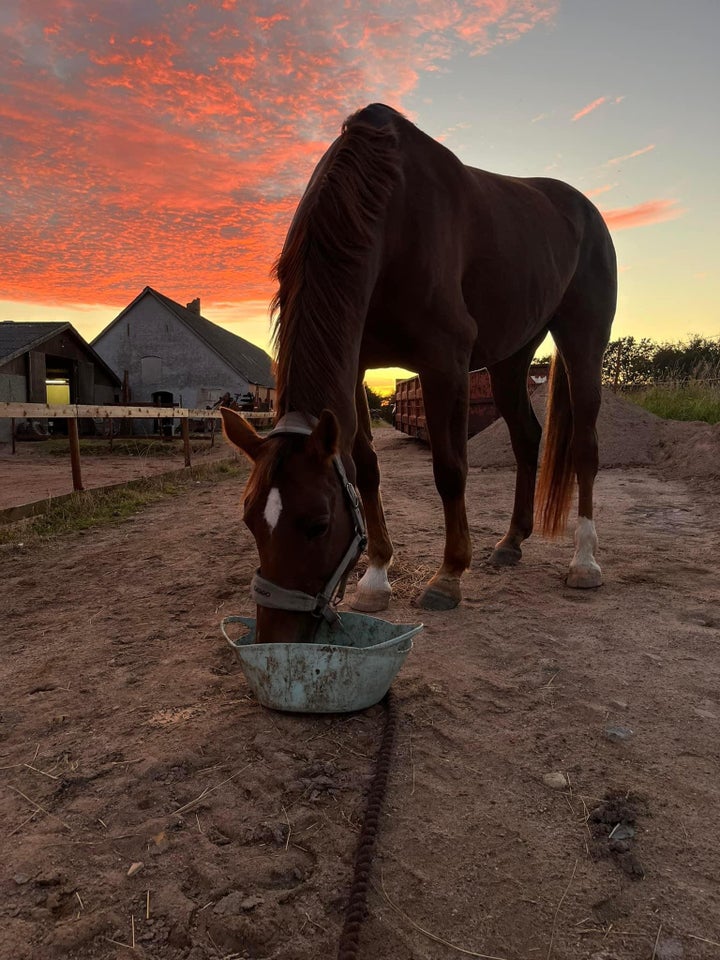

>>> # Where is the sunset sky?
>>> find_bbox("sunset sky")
[2,0,718,393]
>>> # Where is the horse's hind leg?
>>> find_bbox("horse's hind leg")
[350,378,394,612]
[487,335,546,565]
[551,317,612,588]
[566,360,603,587]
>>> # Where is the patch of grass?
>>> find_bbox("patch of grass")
[0,458,247,548]
[626,381,720,424]
[27,437,220,458]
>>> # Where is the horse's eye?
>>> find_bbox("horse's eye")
[305,519,330,540]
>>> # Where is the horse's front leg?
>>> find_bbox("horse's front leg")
[350,381,394,613]
[416,367,472,610]
[487,337,544,565]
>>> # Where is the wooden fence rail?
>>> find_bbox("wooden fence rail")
[0,402,272,493]
[0,402,271,421]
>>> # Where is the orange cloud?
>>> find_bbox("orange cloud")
[0,1,559,306]
[572,96,608,121]
[606,144,656,165]
[601,199,685,230]
[585,183,616,198]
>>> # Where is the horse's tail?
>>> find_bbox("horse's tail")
[536,353,575,537]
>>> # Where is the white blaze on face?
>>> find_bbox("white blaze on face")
[263,487,283,533]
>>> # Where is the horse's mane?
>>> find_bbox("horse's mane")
[270,108,403,416]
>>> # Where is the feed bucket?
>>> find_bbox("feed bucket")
[221,613,421,713]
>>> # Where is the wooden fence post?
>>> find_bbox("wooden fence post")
[181,419,191,467]
[67,417,84,491]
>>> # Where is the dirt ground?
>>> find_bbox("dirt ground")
[1,416,719,960]
[0,442,229,513]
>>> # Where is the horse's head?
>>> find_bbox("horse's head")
[221,408,366,643]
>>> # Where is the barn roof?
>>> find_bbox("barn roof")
[0,321,69,365]
[95,287,275,388]
[0,320,123,385]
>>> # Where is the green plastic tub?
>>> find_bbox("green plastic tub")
[221,613,421,713]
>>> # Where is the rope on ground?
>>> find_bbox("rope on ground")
[337,690,399,960]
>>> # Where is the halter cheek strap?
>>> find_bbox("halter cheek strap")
[249,413,367,624]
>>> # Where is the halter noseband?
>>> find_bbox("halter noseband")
[250,413,367,624]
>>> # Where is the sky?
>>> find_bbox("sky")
[1,0,718,394]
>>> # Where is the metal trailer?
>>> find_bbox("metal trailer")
[393,364,550,442]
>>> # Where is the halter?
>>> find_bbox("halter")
[250,413,367,624]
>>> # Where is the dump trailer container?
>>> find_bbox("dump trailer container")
[394,365,549,442]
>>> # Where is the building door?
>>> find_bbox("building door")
[45,376,70,435]
[152,390,174,437]
[78,361,95,403]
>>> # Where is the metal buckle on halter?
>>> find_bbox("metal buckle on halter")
[345,480,360,509]
[312,594,340,623]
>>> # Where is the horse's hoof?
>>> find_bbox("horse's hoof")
[566,566,603,589]
[417,577,462,611]
[350,589,391,613]
[418,588,460,610]
[490,545,522,566]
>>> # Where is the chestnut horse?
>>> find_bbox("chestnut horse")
[222,103,616,643]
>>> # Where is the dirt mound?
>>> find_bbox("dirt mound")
[655,417,720,480]
[467,384,720,479]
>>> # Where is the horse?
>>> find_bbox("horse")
[221,103,617,643]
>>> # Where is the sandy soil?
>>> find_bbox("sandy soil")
[1,414,719,960]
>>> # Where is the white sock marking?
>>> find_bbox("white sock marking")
[264,487,283,533]
[358,565,391,595]
[572,516,600,572]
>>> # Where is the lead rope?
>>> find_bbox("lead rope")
[337,691,399,960]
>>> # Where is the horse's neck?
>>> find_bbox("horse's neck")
[277,315,364,450]
[277,292,370,436]
[273,113,398,447]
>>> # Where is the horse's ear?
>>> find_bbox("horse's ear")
[220,407,264,462]
[310,409,340,462]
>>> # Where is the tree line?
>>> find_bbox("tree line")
[601,335,720,388]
